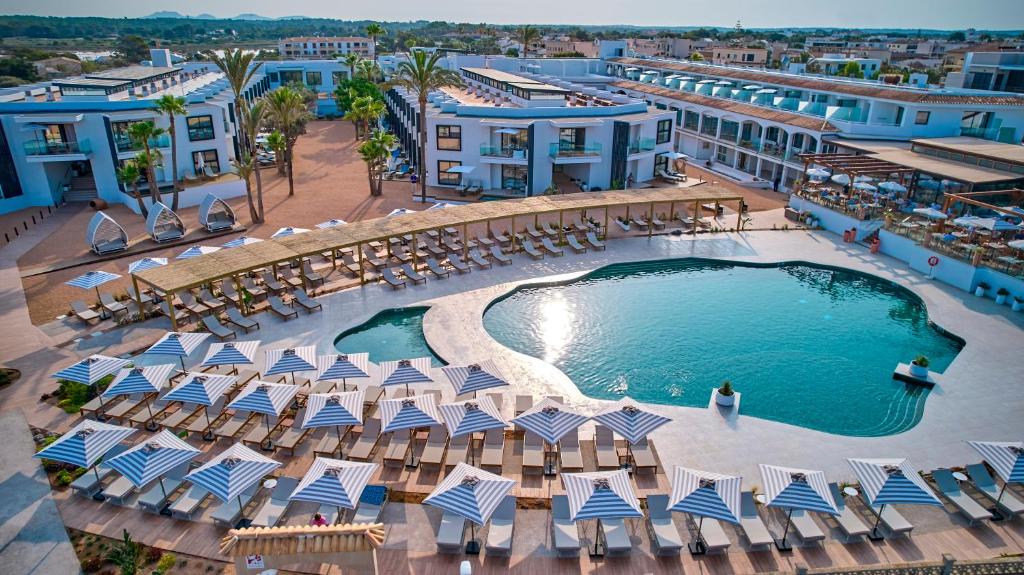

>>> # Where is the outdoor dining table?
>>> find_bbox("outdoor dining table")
[996,255,1023,270]
[984,242,1008,250]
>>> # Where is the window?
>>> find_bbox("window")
[961,111,991,131]
[501,164,527,192]
[656,119,672,144]
[305,71,322,87]
[438,160,462,186]
[700,115,718,137]
[111,120,142,152]
[683,111,700,131]
[332,71,348,84]
[192,150,220,175]
[268,72,279,83]
[186,115,215,141]
[436,125,461,151]
[279,70,303,85]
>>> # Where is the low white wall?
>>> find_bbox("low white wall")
[122,178,246,216]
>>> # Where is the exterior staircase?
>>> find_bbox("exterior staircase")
[63,176,98,203]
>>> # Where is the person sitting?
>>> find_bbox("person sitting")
[310,513,329,527]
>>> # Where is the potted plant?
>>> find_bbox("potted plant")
[715,380,736,407]
[975,282,990,297]
[1013,296,1024,312]
[996,288,1010,305]
[909,355,930,378]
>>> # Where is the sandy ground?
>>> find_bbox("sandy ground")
[16,121,786,325]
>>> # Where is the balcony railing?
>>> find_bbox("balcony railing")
[719,129,739,143]
[628,137,656,154]
[114,134,172,153]
[549,142,602,158]
[762,142,786,158]
[24,139,91,156]
[738,137,761,151]
[480,145,528,159]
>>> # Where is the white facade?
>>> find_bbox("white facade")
[277,37,373,60]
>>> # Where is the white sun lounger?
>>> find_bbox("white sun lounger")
[103,473,138,505]
[566,234,587,253]
[966,464,1024,517]
[645,494,683,556]
[739,491,774,548]
[862,493,913,537]
[694,514,731,553]
[212,483,261,526]
[437,510,466,553]
[481,428,505,470]
[594,425,619,470]
[552,495,580,557]
[522,431,544,474]
[445,434,469,471]
[540,237,564,257]
[791,509,826,543]
[420,425,447,469]
[138,464,189,513]
[602,517,632,556]
[585,232,606,251]
[829,483,870,539]
[383,431,411,468]
[933,468,992,524]
[349,418,382,461]
[251,476,300,528]
[169,484,210,520]
[485,495,516,555]
[559,429,583,472]
[542,221,560,237]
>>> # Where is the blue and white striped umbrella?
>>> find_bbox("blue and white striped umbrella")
[106,430,200,488]
[441,360,509,396]
[379,394,443,433]
[424,462,516,525]
[316,219,347,229]
[221,236,264,248]
[52,354,128,385]
[316,353,371,389]
[438,396,507,438]
[668,466,742,524]
[379,357,433,393]
[968,441,1024,484]
[128,257,167,274]
[511,397,589,445]
[184,443,280,503]
[228,381,301,416]
[264,346,317,379]
[202,340,260,368]
[103,364,175,398]
[34,419,136,469]
[847,458,942,507]
[562,469,643,521]
[592,397,671,445]
[161,372,237,406]
[303,390,365,429]
[271,227,309,238]
[759,464,838,515]
[289,457,378,511]
[66,269,121,290]
[147,332,211,359]
[176,245,221,259]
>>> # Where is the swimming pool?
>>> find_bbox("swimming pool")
[334,307,446,367]
[483,259,963,436]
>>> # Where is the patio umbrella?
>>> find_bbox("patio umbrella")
[830,174,851,185]
[853,182,877,192]
[379,357,433,395]
[271,227,310,238]
[424,462,516,554]
[302,390,366,453]
[967,441,1024,518]
[176,245,220,259]
[427,202,459,211]
[316,219,348,229]
[316,352,371,391]
[913,207,948,220]
[759,464,838,551]
[161,372,237,440]
[441,360,509,397]
[289,457,379,523]
[878,181,908,194]
[379,394,443,467]
[228,381,301,450]
[128,257,167,274]
[386,208,417,217]
[35,419,136,482]
[146,331,211,371]
[512,397,589,475]
[201,340,260,373]
[668,466,742,554]
[562,469,643,556]
[221,236,263,248]
[846,458,942,540]
[66,270,121,314]
[805,168,830,179]
[854,175,875,183]
[439,396,507,465]
[103,364,176,430]
[106,429,200,506]
[1009,240,1024,250]
[953,215,982,229]
[661,151,688,160]
[264,346,317,385]
[52,354,128,386]
[184,443,281,525]
[592,397,671,469]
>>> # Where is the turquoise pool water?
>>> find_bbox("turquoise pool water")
[483,259,963,436]
[334,307,446,366]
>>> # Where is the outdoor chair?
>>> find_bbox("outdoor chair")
[485,495,516,556]
[585,232,606,251]
[71,301,100,324]
[559,429,583,472]
[352,485,388,524]
[594,425,619,470]
[828,483,871,539]
[197,289,226,313]
[436,510,466,553]
[489,245,512,265]
[966,464,1024,517]
[419,425,448,469]
[444,434,469,470]
[566,235,587,254]
[202,315,236,340]
[301,261,325,287]
[400,264,426,284]
[224,308,259,332]
[932,468,992,524]
[791,509,826,543]
[291,290,322,313]
[448,252,471,273]
[240,277,266,301]
[426,258,451,279]
[261,272,286,295]
[348,418,382,461]
[279,266,304,289]
[267,296,298,320]
[481,428,505,471]
[469,250,491,269]
[521,431,544,474]
[169,484,210,520]
[99,293,128,318]
[552,495,581,557]
[520,239,544,260]
[138,464,189,513]
[212,483,260,527]
[70,445,127,497]
[862,492,914,537]
[381,268,406,289]
[541,237,565,257]
[251,477,300,528]
[179,292,208,317]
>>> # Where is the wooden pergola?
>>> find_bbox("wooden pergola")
[133,187,744,330]
[798,153,918,180]
[941,189,1024,219]
[220,522,385,573]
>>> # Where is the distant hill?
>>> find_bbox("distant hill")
[142,11,186,19]
[277,16,312,20]
[234,13,273,21]
[194,13,217,20]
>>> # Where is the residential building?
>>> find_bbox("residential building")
[711,47,769,67]
[809,56,882,78]
[277,37,374,60]
[945,52,1024,93]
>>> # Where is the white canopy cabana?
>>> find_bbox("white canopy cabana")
[199,194,236,232]
[86,211,128,255]
[146,202,185,243]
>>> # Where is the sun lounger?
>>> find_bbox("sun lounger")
[933,468,992,524]
[602,517,632,556]
[436,510,466,553]
[585,232,606,251]
[420,425,447,469]
[221,281,242,306]
[693,514,731,553]
[202,315,236,340]
[104,395,146,422]
[862,493,913,537]
[198,289,226,313]
[828,483,870,539]
[362,247,387,269]
[251,476,299,528]
[292,290,322,313]
[426,258,450,279]
[340,253,362,276]
[739,491,774,548]
[492,231,511,246]
[540,237,564,257]
[383,431,411,468]
[381,267,407,289]
[473,428,501,470]
[317,503,341,525]
[485,495,516,555]
[631,216,650,231]
[186,399,227,436]
[468,249,491,269]
[242,415,281,449]
[179,292,209,317]
[445,434,469,470]
[352,485,388,524]
[966,464,1024,517]
[521,239,544,259]
[278,266,304,289]
[169,484,210,520]
[267,296,298,320]
[791,509,826,543]
[138,464,189,513]
[239,277,265,301]
[212,483,260,526]
[71,300,100,323]
[522,431,544,474]
[448,253,471,274]
[552,495,580,557]
[524,223,545,240]
[129,398,170,428]
[631,438,657,474]
[566,234,587,253]
[70,445,128,497]
[559,429,583,472]
[301,261,325,287]
[645,494,683,556]
[214,411,255,440]
[260,272,286,295]
[400,264,426,284]
[312,426,348,457]
[362,385,384,408]
[651,215,666,230]
[99,293,127,318]
[79,395,119,420]
[514,395,532,417]
[542,222,561,237]
[224,308,259,332]
[442,238,463,253]
[127,286,152,306]
[489,245,512,265]
[594,425,619,470]
[348,418,382,461]
[103,473,138,505]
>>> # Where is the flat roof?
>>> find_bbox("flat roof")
[86,66,180,82]
[461,67,541,85]
[134,187,742,293]
[834,139,1024,184]
[508,81,569,93]
[52,78,131,88]
[910,137,1024,165]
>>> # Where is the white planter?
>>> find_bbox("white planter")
[909,363,929,378]
[995,294,1008,305]
[715,392,735,407]
[974,287,986,297]
[615,220,630,231]
[1013,300,1023,312]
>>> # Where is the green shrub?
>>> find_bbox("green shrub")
[154,553,176,574]
[718,380,734,396]
[55,470,73,486]
[912,355,930,368]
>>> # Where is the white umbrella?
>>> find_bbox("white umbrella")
[65,270,121,314]
[146,332,211,371]
[288,457,378,522]
[878,181,907,193]
[853,182,877,192]
[386,208,417,217]
[379,357,433,395]
[176,245,220,259]
[34,419,136,483]
[913,207,948,220]
[805,168,830,179]
[184,443,280,522]
[441,360,508,396]
[668,466,742,554]
[221,236,263,248]
[830,174,851,185]
[316,219,347,229]
[103,364,176,430]
[424,462,516,553]
[315,353,370,391]
[967,441,1024,518]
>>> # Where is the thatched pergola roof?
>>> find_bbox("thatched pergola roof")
[220,522,386,557]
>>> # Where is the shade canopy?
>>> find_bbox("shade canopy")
[128,257,167,274]
[379,394,443,433]
[759,464,839,515]
[445,165,476,174]
[493,128,520,135]
[1009,239,1024,250]
[660,151,688,160]
[52,354,128,386]
[847,458,942,507]
[379,357,433,388]
[511,397,589,445]
[184,443,281,502]
[668,466,742,524]
[162,372,237,406]
[106,430,200,487]
[438,396,507,437]
[228,381,301,416]
[289,457,378,509]
[853,182,877,192]
[103,364,175,397]
[222,236,264,248]
[386,208,417,217]
[316,219,348,229]
[302,390,366,429]
[264,346,318,377]
[967,441,1024,484]
[878,181,908,193]
[34,419,136,468]
[271,227,310,238]
[176,245,221,259]
[202,341,260,368]
[562,469,643,521]
[66,270,121,290]
[591,397,671,445]
[424,462,516,526]
[831,174,852,185]
[806,168,830,178]
[913,207,948,220]
[146,332,210,358]
[316,353,371,382]
[427,202,458,211]
[441,360,509,395]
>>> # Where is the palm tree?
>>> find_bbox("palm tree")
[389,50,462,202]
[365,23,386,63]
[206,49,259,181]
[341,52,361,80]
[265,86,312,197]
[238,100,268,222]
[355,59,381,83]
[116,159,148,217]
[345,95,385,140]
[127,121,165,205]
[153,94,186,210]
[232,157,259,223]
[357,129,397,196]
[266,130,286,176]
[518,25,540,58]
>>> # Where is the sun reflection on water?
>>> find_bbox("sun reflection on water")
[538,295,573,364]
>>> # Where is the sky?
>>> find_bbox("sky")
[1,0,1023,30]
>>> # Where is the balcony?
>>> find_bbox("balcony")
[115,133,172,153]
[628,137,656,155]
[480,144,528,164]
[24,139,91,159]
[719,129,739,143]
[549,142,602,163]
[761,142,786,159]
[738,137,761,152]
